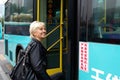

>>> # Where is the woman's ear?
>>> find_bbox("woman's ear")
[32,31,36,37]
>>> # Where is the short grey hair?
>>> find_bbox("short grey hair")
[29,21,45,38]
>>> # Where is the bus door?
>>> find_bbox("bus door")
[0,22,2,39]
[78,0,120,80]
[37,0,68,77]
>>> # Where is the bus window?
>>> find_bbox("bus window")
[93,0,120,39]
[80,0,120,44]
[5,24,30,36]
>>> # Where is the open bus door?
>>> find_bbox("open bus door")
[0,22,2,39]
[37,0,68,79]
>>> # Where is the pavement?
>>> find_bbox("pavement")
[0,39,4,54]
[0,54,12,80]
[0,39,11,80]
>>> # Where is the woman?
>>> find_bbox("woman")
[28,21,52,80]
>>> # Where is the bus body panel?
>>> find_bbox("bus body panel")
[4,34,30,66]
[79,42,120,80]
[0,23,2,39]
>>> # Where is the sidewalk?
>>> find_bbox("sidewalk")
[0,66,10,80]
[0,39,4,54]
[0,54,11,80]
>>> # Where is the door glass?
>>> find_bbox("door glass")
[46,0,61,68]
[79,0,89,41]
[46,0,68,49]
[47,0,60,26]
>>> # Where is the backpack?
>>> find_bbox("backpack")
[9,45,38,80]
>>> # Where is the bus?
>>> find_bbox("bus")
[4,0,120,80]
[0,22,2,39]
[76,0,120,80]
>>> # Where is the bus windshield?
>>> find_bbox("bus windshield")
[4,0,33,36]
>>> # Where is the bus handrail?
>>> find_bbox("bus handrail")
[47,37,63,51]
[46,25,60,37]
[46,24,63,51]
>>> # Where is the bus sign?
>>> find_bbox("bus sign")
[79,42,89,72]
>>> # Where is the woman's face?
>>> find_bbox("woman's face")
[34,25,47,40]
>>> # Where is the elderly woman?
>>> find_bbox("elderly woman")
[28,21,52,80]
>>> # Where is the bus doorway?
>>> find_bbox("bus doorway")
[38,0,69,79]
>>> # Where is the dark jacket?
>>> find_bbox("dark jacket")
[27,38,52,80]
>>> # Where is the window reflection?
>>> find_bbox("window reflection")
[5,25,29,36]
[92,0,120,39]
[5,0,33,22]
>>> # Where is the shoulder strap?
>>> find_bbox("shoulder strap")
[24,42,36,58]
[23,42,36,65]
[23,46,31,66]
[25,45,31,54]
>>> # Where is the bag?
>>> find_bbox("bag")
[10,45,38,80]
